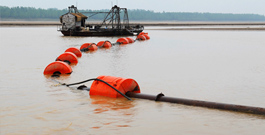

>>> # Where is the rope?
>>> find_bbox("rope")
[54,78,132,100]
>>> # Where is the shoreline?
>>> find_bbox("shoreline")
[1,21,264,30]
[1,21,265,26]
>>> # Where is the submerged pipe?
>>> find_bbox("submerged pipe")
[126,92,265,115]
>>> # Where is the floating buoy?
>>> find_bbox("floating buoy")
[126,37,135,43]
[56,52,78,65]
[87,44,98,51]
[80,43,98,51]
[80,43,91,50]
[97,41,112,48]
[65,47,82,57]
[136,35,146,40]
[142,34,150,40]
[43,61,72,75]
[116,38,129,44]
[90,75,141,98]
[138,32,149,39]
[96,41,104,47]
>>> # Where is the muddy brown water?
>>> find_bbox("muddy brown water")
[0,26,265,135]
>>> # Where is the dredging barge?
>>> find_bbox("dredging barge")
[58,5,144,36]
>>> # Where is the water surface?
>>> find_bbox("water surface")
[0,26,265,135]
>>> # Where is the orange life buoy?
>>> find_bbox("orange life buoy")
[87,43,98,51]
[80,43,98,51]
[43,61,72,75]
[56,52,78,65]
[80,43,91,50]
[90,75,141,98]
[97,41,112,48]
[116,38,129,44]
[142,34,150,40]
[126,37,135,43]
[65,47,82,57]
[136,35,146,40]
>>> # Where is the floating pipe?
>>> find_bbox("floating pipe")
[126,92,265,115]
[58,81,265,115]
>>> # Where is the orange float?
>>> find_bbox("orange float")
[97,41,112,48]
[87,43,98,51]
[136,35,146,40]
[126,37,135,43]
[80,43,91,50]
[138,32,149,39]
[65,47,82,57]
[96,41,104,47]
[80,43,98,51]
[142,34,150,40]
[56,52,78,65]
[90,75,141,98]
[43,61,72,75]
[116,38,129,44]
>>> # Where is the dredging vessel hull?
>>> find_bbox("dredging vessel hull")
[61,29,143,36]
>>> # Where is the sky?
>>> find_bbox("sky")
[1,0,265,15]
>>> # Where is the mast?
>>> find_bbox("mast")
[100,5,129,30]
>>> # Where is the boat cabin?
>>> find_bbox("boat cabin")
[60,5,88,31]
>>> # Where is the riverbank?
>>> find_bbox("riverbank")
[0,21,60,26]
[1,21,265,26]
[1,21,264,30]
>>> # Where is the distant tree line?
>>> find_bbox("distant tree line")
[128,9,265,21]
[0,6,67,20]
[1,6,265,21]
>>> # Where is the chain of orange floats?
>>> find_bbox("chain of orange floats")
[42,32,265,115]
[44,32,149,98]
[43,32,150,76]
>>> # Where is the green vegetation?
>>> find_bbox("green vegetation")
[0,6,67,20]
[1,6,265,21]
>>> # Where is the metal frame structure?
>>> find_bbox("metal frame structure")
[82,5,130,30]
[100,5,130,30]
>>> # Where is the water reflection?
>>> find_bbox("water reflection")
[90,95,134,113]
[88,95,136,129]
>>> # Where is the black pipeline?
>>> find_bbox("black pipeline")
[53,77,265,116]
[126,92,265,115]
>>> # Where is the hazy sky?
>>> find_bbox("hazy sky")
[1,0,265,15]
